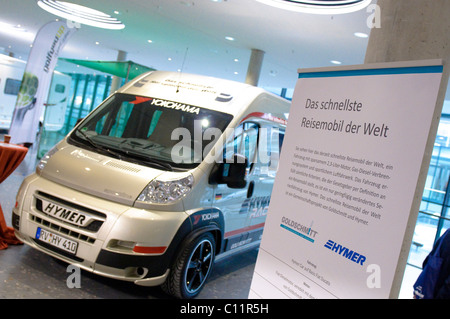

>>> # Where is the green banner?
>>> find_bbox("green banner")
[60,58,155,81]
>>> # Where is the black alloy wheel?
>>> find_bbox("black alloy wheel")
[162,232,216,299]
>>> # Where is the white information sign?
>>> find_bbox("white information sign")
[249,61,444,299]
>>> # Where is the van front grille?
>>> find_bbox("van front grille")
[36,191,106,218]
[34,191,106,232]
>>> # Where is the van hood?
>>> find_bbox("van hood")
[40,143,165,206]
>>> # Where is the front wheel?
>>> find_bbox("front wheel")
[162,232,216,299]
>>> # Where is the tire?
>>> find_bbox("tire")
[162,232,216,299]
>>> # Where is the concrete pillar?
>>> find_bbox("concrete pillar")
[365,0,450,65]
[245,49,265,86]
[365,0,450,99]
[365,0,450,299]
[110,50,127,92]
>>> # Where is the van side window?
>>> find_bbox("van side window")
[224,122,259,165]
[4,78,21,95]
[54,84,66,94]
[267,127,285,174]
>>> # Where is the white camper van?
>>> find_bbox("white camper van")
[0,53,70,131]
[13,71,290,298]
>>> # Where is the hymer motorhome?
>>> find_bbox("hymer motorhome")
[12,71,290,298]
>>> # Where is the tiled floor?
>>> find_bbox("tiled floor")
[0,135,416,299]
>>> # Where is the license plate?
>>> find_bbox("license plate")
[36,227,78,255]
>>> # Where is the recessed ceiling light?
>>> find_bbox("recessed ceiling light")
[225,36,235,41]
[331,60,342,65]
[234,58,239,62]
[147,40,153,43]
[256,0,372,14]
[354,32,369,38]
[37,0,125,30]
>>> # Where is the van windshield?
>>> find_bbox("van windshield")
[69,93,233,170]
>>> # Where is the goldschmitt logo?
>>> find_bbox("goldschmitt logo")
[280,216,318,243]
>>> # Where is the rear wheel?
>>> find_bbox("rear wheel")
[162,232,215,299]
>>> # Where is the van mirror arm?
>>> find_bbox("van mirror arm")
[208,154,248,189]
[75,118,84,126]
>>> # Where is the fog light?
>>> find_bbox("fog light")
[124,266,148,278]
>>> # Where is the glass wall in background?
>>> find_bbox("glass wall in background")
[407,114,450,269]
[38,73,113,158]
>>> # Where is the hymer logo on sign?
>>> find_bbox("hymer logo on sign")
[324,239,366,266]
[323,240,381,289]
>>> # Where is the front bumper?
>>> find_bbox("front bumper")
[13,174,188,286]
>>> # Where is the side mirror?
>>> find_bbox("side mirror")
[209,154,248,189]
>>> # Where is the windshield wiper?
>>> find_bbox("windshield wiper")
[77,130,173,171]
[76,130,125,160]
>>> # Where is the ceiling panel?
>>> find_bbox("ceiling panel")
[0,0,376,89]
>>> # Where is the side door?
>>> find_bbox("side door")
[212,121,259,251]
[245,124,285,235]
